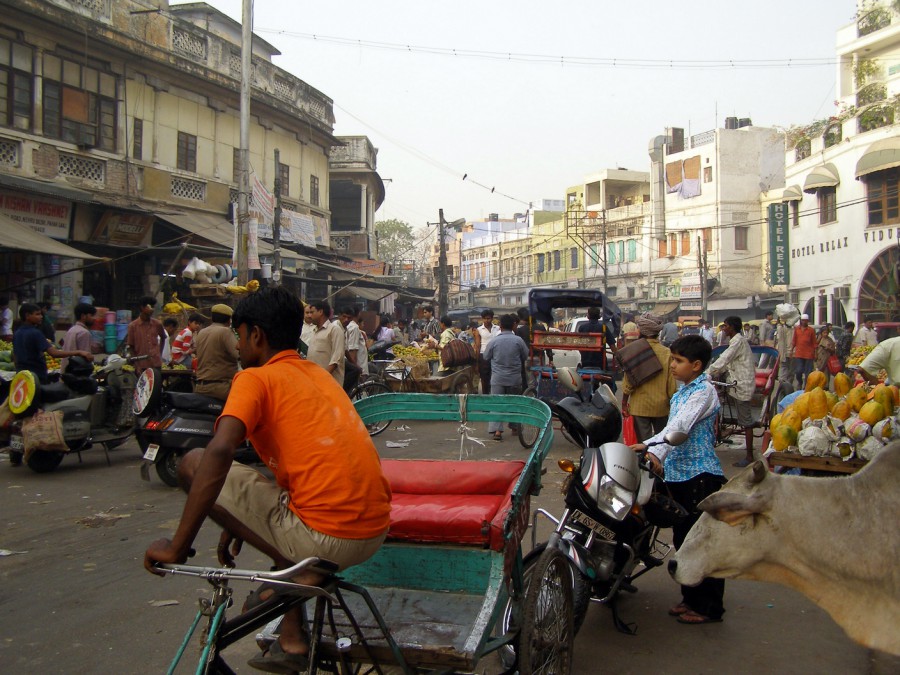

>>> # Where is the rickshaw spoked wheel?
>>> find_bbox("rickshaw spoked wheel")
[518,385,541,450]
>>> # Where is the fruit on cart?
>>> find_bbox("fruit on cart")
[833,372,852,397]
[846,418,871,443]
[769,412,783,433]
[824,390,839,411]
[0,339,11,352]
[869,384,894,416]
[846,345,875,366]
[872,417,895,443]
[45,354,61,370]
[831,400,852,421]
[834,437,854,458]
[858,400,887,426]
[807,388,828,420]
[805,370,827,391]
[856,436,884,461]
[792,392,810,419]
[798,426,830,457]
[780,407,803,434]
[846,386,868,413]
[771,425,798,451]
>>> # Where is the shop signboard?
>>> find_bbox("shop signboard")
[680,270,702,300]
[93,211,154,245]
[0,191,71,240]
[768,203,789,285]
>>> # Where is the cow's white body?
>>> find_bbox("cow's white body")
[672,444,900,656]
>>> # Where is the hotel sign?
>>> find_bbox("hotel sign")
[768,203,789,285]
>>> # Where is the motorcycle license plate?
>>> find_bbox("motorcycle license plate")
[10,434,23,451]
[142,443,160,462]
[572,510,616,542]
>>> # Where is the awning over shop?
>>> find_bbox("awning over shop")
[0,173,94,203]
[855,137,900,178]
[335,286,394,303]
[803,163,840,192]
[782,185,803,202]
[155,210,307,264]
[652,301,679,316]
[0,213,100,259]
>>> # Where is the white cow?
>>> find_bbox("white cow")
[670,444,900,656]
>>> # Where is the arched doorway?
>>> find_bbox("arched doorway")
[858,245,900,322]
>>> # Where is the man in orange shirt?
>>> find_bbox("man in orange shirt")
[144,287,391,672]
[791,313,817,390]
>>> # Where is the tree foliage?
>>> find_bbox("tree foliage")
[375,219,415,267]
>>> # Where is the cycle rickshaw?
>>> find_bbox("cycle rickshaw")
[155,392,573,674]
[518,288,621,449]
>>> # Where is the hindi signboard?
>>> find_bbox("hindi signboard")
[768,203,789,286]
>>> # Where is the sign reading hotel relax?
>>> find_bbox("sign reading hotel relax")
[768,203,789,286]
[0,190,71,240]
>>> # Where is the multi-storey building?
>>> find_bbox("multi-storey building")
[0,0,388,322]
[766,0,900,325]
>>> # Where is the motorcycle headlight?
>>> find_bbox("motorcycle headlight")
[596,474,633,520]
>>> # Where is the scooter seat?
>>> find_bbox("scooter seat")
[40,381,71,403]
[164,391,225,414]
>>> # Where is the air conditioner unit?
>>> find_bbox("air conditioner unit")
[834,286,851,301]
[788,291,800,304]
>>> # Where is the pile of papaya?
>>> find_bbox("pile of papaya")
[768,370,898,462]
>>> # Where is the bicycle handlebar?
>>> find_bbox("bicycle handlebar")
[153,556,339,584]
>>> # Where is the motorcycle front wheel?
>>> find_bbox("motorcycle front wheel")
[518,547,575,675]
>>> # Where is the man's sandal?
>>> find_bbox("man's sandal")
[668,602,691,616]
[248,640,309,673]
[677,610,723,625]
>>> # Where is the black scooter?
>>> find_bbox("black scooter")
[133,368,254,486]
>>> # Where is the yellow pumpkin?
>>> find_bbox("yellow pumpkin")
[807,388,828,420]
[831,400,852,421]
[859,400,887,426]
[833,372,852,398]
[805,370,827,392]
[847,387,868,413]
[771,425,798,451]
[781,407,802,433]
[792,393,810,420]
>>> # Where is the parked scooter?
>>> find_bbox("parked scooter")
[7,355,142,473]
[133,368,253,486]
[503,367,688,646]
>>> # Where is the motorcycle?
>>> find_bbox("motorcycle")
[133,368,253,487]
[7,355,142,473]
[505,367,688,642]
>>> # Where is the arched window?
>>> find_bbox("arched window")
[823,122,842,149]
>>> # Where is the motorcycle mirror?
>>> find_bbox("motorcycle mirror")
[664,431,689,446]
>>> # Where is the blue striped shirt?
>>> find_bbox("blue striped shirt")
[645,373,724,483]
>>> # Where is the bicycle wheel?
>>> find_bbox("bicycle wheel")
[350,381,392,436]
[518,385,541,449]
[518,547,574,675]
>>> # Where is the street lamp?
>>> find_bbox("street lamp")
[436,209,465,317]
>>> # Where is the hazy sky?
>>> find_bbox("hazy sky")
[182,0,855,226]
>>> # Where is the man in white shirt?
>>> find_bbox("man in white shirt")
[854,318,878,347]
[474,309,500,394]
[339,305,368,383]
[306,300,345,387]
[708,316,756,467]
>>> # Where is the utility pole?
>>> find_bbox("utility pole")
[272,148,282,286]
[698,235,708,318]
[601,209,608,294]
[236,0,252,285]
[437,209,448,317]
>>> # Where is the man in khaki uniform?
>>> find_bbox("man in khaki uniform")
[621,313,677,443]
[194,304,240,400]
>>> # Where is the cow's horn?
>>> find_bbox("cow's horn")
[751,460,767,484]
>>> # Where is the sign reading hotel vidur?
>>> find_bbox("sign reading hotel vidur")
[768,203,789,285]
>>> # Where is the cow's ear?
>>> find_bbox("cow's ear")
[698,492,769,526]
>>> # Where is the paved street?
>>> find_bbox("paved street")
[1,419,897,674]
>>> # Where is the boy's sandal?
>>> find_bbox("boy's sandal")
[248,640,309,673]
[677,610,723,625]
[492,431,503,441]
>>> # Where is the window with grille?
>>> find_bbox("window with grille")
[627,239,637,261]
[177,132,197,172]
[310,174,319,206]
[536,253,544,273]
[173,27,207,61]
[332,236,349,250]
[866,169,900,227]
[570,247,578,269]
[553,250,561,270]
[42,52,116,150]
[171,176,206,201]
[818,187,837,224]
[132,118,143,160]
[791,202,799,228]
[59,152,105,183]
[0,137,19,166]
[278,162,289,197]
[734,225,749,251]
[0,39,33,131]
